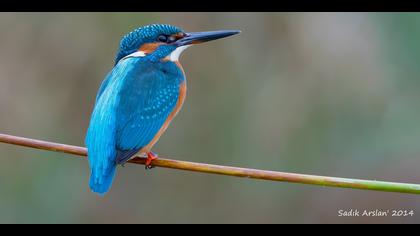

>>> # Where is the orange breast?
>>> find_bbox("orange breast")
[139,42,164,54]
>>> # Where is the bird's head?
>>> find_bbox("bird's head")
[115,24,240,64]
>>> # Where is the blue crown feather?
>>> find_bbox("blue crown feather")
[115,24,184,63]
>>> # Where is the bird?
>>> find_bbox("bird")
[85,24,240,195]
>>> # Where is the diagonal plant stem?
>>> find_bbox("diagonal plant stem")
[0,133,420,194]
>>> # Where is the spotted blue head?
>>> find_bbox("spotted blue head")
[114,23,241,64]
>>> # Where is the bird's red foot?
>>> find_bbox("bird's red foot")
[145,151,158,170]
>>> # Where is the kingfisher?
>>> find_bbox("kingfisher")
[85,24,240,195]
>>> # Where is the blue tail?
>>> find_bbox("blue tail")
[85,93,119,196]
[86,127,118,195]
[89,165,117,195]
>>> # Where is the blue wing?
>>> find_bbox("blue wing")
[115,59,183,163]
[85,69,122,194]
[95,71,112,103]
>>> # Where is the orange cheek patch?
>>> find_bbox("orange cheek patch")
[173,32,186,40]
[139,42,164,54]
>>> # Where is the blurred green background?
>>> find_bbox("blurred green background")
[0,12,420,223]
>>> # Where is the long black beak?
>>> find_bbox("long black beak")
[175,30,241,46]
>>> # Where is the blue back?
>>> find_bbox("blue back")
[85,56,185,194]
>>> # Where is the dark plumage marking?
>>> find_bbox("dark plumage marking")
[116,149,141,165]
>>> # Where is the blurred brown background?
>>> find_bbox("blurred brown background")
[0,12,420,223]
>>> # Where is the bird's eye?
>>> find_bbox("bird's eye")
[158,35,168,42]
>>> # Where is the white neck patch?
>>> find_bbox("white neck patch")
[168,45,191,61]
[122,51,146,61]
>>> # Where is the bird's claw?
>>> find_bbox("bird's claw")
[145,151,158,170]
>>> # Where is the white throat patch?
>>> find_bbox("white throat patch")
[168,45,191,61]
